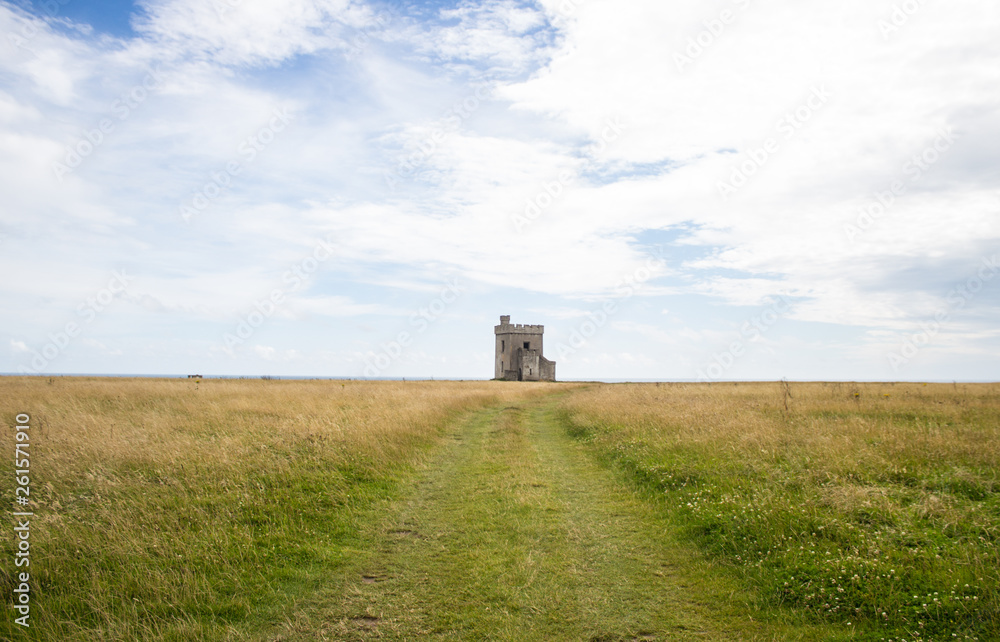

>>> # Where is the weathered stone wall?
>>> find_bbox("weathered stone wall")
[495,319,544,380]
[539,356,556,382]
[519,349,541,381]
[494,315,555,381]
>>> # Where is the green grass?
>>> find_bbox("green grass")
[274,395,822,640]
[2,427,419,640]
[558,382,1000,642]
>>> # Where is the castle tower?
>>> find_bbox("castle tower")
[494,315,556,381]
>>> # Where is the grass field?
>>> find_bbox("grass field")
[0,377,558,640]
[2,378,998,640]
[559,382,1000,641]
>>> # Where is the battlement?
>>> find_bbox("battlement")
[495,322,544,334]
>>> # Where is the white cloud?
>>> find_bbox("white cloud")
[133,0,372,67]
[496,0,1000,334]
[291,295,397,318]
[2,0,998,379]
[252,344,276,360]
[408,1,552,76]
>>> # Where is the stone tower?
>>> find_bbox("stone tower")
[494,315,556,381]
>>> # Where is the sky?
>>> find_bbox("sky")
[1,0,998,381]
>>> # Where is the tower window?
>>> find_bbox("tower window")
[502,340,505,351]
[523,342,530,349]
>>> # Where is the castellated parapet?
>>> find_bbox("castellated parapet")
[494,315,556,381]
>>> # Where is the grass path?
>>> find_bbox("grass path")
[272,395,821,641]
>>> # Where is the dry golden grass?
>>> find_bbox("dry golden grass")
[563,381,1000,477]
[0,376,561,641]
[2,378,996,640]
[3,377,558,478]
